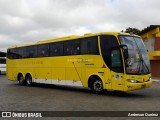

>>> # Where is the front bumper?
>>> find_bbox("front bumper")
[124,80,152,91]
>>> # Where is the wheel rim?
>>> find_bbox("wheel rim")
[19,76,23,84]
[93,80,102,92]
[27,76,32,85]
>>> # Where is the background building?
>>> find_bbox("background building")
[0,51,6,75]
[139,25,160,77]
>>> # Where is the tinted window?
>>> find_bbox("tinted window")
[7,49,14,59]
[14,49,19,59]
[37,44,49,57]
[0,59,6,64]
[26,46,37,58]
[17,47,26,59]
[7,48,25,59]
[100,35,123,73]
[50,42,63,56]
[64,40,80,55]
[81,37,99,55]
[100,36,119,57]
[111,49,123,72]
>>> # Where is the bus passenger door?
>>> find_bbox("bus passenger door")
[110,49,125,91]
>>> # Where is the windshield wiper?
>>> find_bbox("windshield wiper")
[137,54,149,74]
[131,37,150,74]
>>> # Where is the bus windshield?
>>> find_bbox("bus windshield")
[119,36,151,75]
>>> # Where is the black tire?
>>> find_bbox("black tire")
[91,79,103,93]
[26,74,33,86]
[18,74,26,86]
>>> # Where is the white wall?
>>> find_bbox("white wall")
[143,38,155,52]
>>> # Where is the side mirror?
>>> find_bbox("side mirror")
[121,45,129,60]
[111,45,129,60]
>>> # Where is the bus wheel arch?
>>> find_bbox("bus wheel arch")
[17,73,26,86]
[25,73,33,86]
[88,75,104,93]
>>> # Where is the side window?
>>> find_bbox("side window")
[64,40,80,56]
[7,49,17,59]
[18,47,26,59]
[100,35,123,73]
[111,50,121,67]
[37,44,49,57]
[81,37,99,55]
[0,59,6,64]
[50,42,63,56]
[26,46,37,58]
[111,49,123,73]
[13,49,19,59]
[7,49,11,59]
[100,35,119,57]
[64,41,72,55]
[12,48,26,59]
[72,40,80,55]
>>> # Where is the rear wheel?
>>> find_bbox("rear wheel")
[26,74,32,86]
[91,79,103,93]
[18,74,26,86]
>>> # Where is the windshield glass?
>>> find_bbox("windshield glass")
[119,36,150,74]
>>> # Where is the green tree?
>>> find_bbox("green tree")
[121,27,140,35]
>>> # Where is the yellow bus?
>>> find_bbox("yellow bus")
[7,32,152,93]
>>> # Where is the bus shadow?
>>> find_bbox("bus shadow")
[13,83,149,98]
[104,90,148,98]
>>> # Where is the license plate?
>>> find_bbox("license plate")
[141,84,146,88]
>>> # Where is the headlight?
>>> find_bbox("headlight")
[127,79,139,83]
[145,77,152,82]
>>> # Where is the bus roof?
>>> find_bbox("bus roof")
[9,32,140,48]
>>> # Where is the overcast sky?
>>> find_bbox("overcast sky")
[0,0,160,52]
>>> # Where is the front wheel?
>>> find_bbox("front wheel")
[26,74,33,86]
[91,79,103,93]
